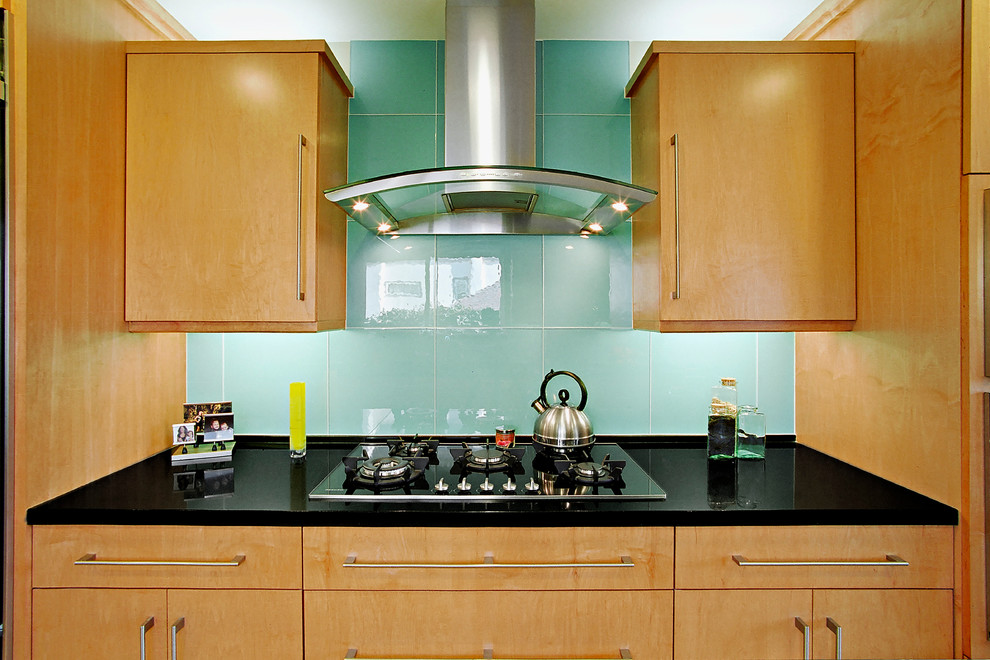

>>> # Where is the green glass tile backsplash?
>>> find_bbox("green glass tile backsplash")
[186,40,796,437]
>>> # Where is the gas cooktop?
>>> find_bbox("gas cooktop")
[308,439,667,502]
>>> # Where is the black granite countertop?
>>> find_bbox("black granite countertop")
[26,437,958,527]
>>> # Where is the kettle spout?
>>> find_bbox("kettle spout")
[531,398,547,414]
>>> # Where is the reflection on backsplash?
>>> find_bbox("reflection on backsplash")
[437,257,502,326]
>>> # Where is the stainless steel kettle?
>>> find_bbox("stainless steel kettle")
[531,370,595,452]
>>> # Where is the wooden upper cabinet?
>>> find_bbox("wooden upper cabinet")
[124,41,352,332]
[966,0,990,174]
[627,42,856,332]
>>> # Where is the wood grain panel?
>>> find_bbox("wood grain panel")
[303,526,673,591]
[812,589,953,659]
[675,525,952,589]
[11,0,187,657]
[675,589,812,660]
[33,525,301,589]
[966,0,990,173]
[306,589,673,660]
[794,0,963,509]
[33,588,167,660]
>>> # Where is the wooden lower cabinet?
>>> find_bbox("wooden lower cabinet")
[305,589,673,659]
[32,587,302,659]
[674,588,952,660]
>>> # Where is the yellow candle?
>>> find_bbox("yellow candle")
[289,382,306,458]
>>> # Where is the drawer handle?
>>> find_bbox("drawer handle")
[75,553,245,567]
[794,617,810,660]
[826,616,843,659]
[732,553,908,567]
[344,646,632,659]
[139,616,154,660]
[342,553,634,569]
[171,617,184,660]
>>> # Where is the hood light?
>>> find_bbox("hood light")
[353,200,370,212]
[611,201,628,213]
[587,222,604,233]
[376,222,395,233]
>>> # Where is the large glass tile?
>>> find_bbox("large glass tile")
[535,40,544,116]
[543,41,630,116]
[349,41,438,115]
[222,333,330,435]
[543,115,632,182]
[186,333,224,403]
[346,222,436,328]
[329,329,436,435]
[436,235,543,327]
[543,329,651,434]
[436,328,543,434]
[348,115,439,182]
[651,333,758,434]
[544,223,632,328]
[757,332,796,433]
[436,40,445,115]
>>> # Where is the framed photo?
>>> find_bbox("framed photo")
[172,422,197,446]
[183,401,233,433]
[203,413,234,441]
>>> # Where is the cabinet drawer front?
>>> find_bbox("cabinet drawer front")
[306,589,672,660]
[675,525,952,589]
[33,525,301,588]
[304,526,673,590]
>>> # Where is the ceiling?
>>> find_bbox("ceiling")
[156,0,824,72]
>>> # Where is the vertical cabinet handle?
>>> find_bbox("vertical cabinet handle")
[794,617,810,660]
[669,133,681,300]
[826,617,843,659]
[139,617,154,660]
[170,617,185,660]
[343,648,632,659]
[296,134,308,302]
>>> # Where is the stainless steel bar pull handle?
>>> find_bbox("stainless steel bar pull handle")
[296,133,308,302]
[732,553,908,567]
[170,617,185,660]
[76,553,245,567]
[669,133,681,300]
[342,553,634,569]
[826,617,843,659]
[344,647,632,659]
[794,617,810,660]
[139,616,154,660]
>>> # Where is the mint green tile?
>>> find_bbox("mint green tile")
[436,41,445,114]
[346,221,436,328]
[757,333,796,434]
[650,333,758,435]
[436,235,543,327]
[348,115,439,182]
[536,115,544,167]
[222,333,330,435]
[543,329,651,434]
[436,329,543,434]
[350,41,438,115]
[329,329,435,435]
[536,40,544,116]
[543,41,629,115]
[186,333,224,402]
[543,115,631,181]
[544,223,632,328]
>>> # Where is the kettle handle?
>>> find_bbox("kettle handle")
[539,370,589,411]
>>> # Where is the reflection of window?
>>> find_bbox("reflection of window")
[452,276,470,299]
[385,280,424,297]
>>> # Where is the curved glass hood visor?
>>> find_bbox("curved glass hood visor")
[324,165,657,235]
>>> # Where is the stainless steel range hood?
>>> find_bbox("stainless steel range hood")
[324,0,656,236]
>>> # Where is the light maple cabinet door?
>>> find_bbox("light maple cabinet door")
[33,588,167,659]
[125,42,350,332]
[674,589,813,660]
[812,589,953,660]
[168,589,303,659]
[629,43,856,332]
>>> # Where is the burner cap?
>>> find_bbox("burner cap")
[471,448,508,465]
[359,456,412,480]
[573,461,608,478]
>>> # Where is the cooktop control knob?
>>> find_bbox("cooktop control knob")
[457,476,472,493]
[502,478,516,494]
[524,477,540,494]
[434,478,449,494]
[479,477,495,493]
